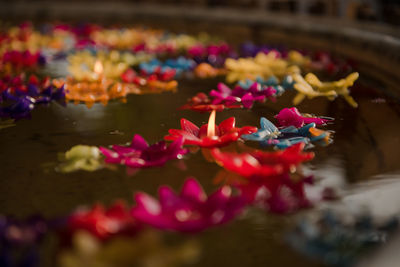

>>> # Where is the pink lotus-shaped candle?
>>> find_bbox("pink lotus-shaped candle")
[275,107,332,128]
[131,177,246,232]
[211,143,314,179]
[210,82,276,109]
[165,110,257,148]
[100,134,188,168]
[67,201,140,241]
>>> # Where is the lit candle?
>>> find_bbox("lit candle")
[207,110,216,138]
[92,60,103,81]
[165,113,257,148]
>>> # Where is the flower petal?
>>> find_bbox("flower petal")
[130,134,149,150]
[180,118,200,136]
[181,178,207,203]
[218,117,235,134]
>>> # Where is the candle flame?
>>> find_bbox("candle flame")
[94,60,103,74]
[207,110,216,137]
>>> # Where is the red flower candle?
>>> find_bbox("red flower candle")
[179,92,242,113]
[165,110,257,148]
[211,143,314,178]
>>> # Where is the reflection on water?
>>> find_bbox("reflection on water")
[52,102,107,133]
[341,173,400,223]
[59,230,201,267]
[357,230,400,267]
[288,173,400,266]
[0,75,400,266]
[304,157,347,203]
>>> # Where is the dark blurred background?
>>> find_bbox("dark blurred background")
[1,0,400,25]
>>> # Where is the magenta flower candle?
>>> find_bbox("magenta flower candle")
[100,134,188,168]
[131,177,246,232]
[210,82,276,109]
[275,107,333,128]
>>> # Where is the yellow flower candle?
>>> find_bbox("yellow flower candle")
[292,72,359,107]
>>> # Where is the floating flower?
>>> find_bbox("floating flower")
[179,92,240,112]
[67,50,130,81]
[238,75,293,96]
[138,66,177,81]
[131,177,246,232]
[0,93,35,119]
[242,117,332,149]
[241,117,281,144]
[210,82,276,109]
[194,63,226,78]
[55,58,176,107]
[165,111,257,148]
[211,143,314,179]
[67,201,140,241]
[0,50,45,74]
[180,82,275,112]
[278,123,332,148]
[239,42,271,57]
[57,145,103,173]
[188,43,234,67]
[306,72,359,107]
[123,68,178,92]
[188,43,231,58]
[121,67,177,87]
[0,74,65,119]
[53,76,116,107]
[292,73,337,105]
[99,134,188,168]
[224,51,303,83]
[275,107,333,128]
[164,57,196,75]
[140,57,195,78]
[292,72,359,107]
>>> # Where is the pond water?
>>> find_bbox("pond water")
[1,59,400,266]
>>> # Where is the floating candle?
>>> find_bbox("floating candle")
[54,60,143,107]
[67,52,129,81]
[211,143,314,179]
[99,134,188,169]
[224,51,304,83]
[179,92,242,113]
[0,74,65,119]
[210,82,276,109]
[292,72,359,107]
[194,63,226,78]
[275,107,333,128]
[0,50,45,74]
[131,177,246,232]
[57,145,104,173]
[165,112,257,148]
[242,117,333,149]
[67,201,140,241]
